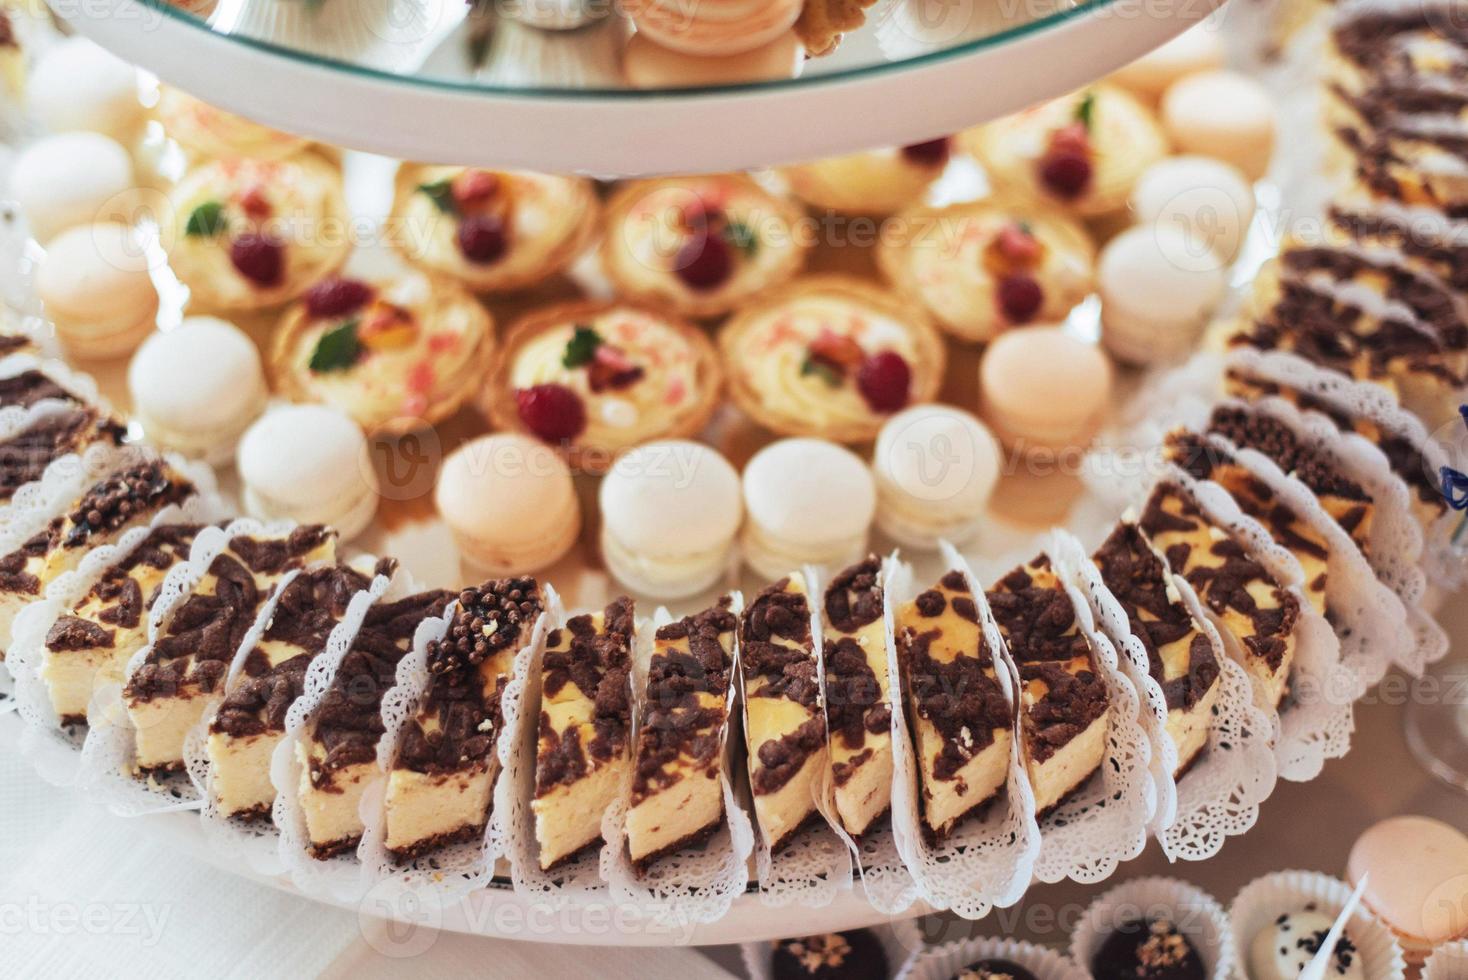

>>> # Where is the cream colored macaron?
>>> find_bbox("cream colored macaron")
[1161,70,1277,181]
[27,38,143,140]
[1348,816,1468,964]
[1131,155,1255,263]
[10,133,135,244]
[622,30,803,88]
[741,437,875,580]
[599,439,743,599]
[237,404,378,542]
[1109,23,1226,103]
[36,223,159,360]
[872,404,1002,549]
[435,433,581,575]
[128,317,267,465]
[1098,224,1227,366]
[980,327,1112,455]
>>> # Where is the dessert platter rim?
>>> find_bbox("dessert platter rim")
[53,0,1216,174]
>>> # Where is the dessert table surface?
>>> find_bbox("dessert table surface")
[6,599,1463,977]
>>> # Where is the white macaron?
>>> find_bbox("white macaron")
[599,439,743,599]
[1131,155,1256,263]
[741,438,876,580]
[1098,223,1227,365]
[27,38,143,140]
[237,404,378,542]
[36,222,159,359]
[1161,69,1277,181]
[872,404,1002,550]
[10,132,135,244]
[1109,23,1226,103]
[128,317,268,465]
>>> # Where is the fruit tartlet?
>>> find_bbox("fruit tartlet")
[877,201,1095,343]
[779,138,952,216]
[390,164,600,293]
[157,86,314,162]
[271,270,495,432]
[961,85,1169,218]
[483,299,723,466]
[166,154,350,311]
[718,275,945,443]
[600,174,808,318]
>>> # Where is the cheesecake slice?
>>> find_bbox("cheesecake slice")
[1164,430,1331,616]
[822,556,894,838]
[39,523,203,727]
[123,525,337,773]
[206,560,387,820]
[0,458,196,651]
[1139,483,1301,708]
[0,368,80,411]
[740,573,825,853]
[626,596,737,868]
[1092,523,1222,776]
[384,577,541,861]
[0,406,126,506]
[298,588,454,859]
[531,597,635,870]
[986,557,1110,815]
[896,570,1012,840]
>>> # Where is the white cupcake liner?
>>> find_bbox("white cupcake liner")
[1228,869,1406,980]
[1423,938,1468,979]
[742,918,925,980]
[1070,876,1234,980]
[896,934,1088,980]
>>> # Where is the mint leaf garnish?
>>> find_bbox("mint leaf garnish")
[1076,91,1096,131]
[308,319,362,373]
[723,220,759,259]
[562,325,602,369]
[185,201,226,238]
[418,179,458,216]
[800,356,842,388]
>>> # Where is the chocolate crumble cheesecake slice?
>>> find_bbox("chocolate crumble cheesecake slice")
[0,458,197,650]
[740,573,825,853]
[822,557,894,838]
[986,556,1110,815]
[531,597,635,871]
[298,588,454,859]
[1224,366,1450,532]
[0,368,80,411]
[0,406,127,506]
[1092,523,1222,776]
[383,578,542,861]
[626,596,737,868]
[206,559,390,821]
[123,525,337,773]
[896,570,1012,841]
[1139,483,1301,708]
[1164,430,1331,616]
[39,523,204,728]
[1205,404,1376,554]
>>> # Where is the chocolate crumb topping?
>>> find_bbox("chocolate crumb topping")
[824,557,889,763]
[0,370,75,410]
[310,590,454,781]
[986,559,1090,665]
[1019,660,1108,763]
[0,409,126,502]
[62,460,195,550]
[0,519,60,595]
[45,615,115,652]
[740,579,819,708]
[230,525,334,576]
[0,332,28,353]
[1332,7,1468,73]
[1281,246,1468,351]
[398,578,542,776]
[1330,203,1468,292]
[824,556,883,633]
[750,716,826,795]
[1207,405,1372,503]
[632,598,736,802]
[535,597,635,795]
[212,563,378,739]
[1092,524,1220,712]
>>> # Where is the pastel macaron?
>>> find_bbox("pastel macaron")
[36,223,159,359]
[599,439,743,599]
[10,132,135,244]
[237,404,379,542]
[872,404,1002,549]
[26,38,143,140]
[128,317,268,465]
[1098,223,1227,365]
[1348,815,1468,963]
[1109,23,1226,103]
[741,437,876,580]
[436,433,581,575]
[622,31,803,88]
[980,327,1113,455]
[625,0,802,57]
[1161,69,1277,180]
[1131,155,1255,263]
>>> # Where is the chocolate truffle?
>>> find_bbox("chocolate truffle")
[771,929,887,980]
[953,958,1040,980]
[1092,917,1207,980]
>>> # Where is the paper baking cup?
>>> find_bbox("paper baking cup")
[896,934,1088,980]
[1423,938,1468,979]
[1070,876,1233,980]
[1228,870,1405,980]
[741,917,924,980]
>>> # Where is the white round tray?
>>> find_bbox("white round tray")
[54,0,1217,175]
